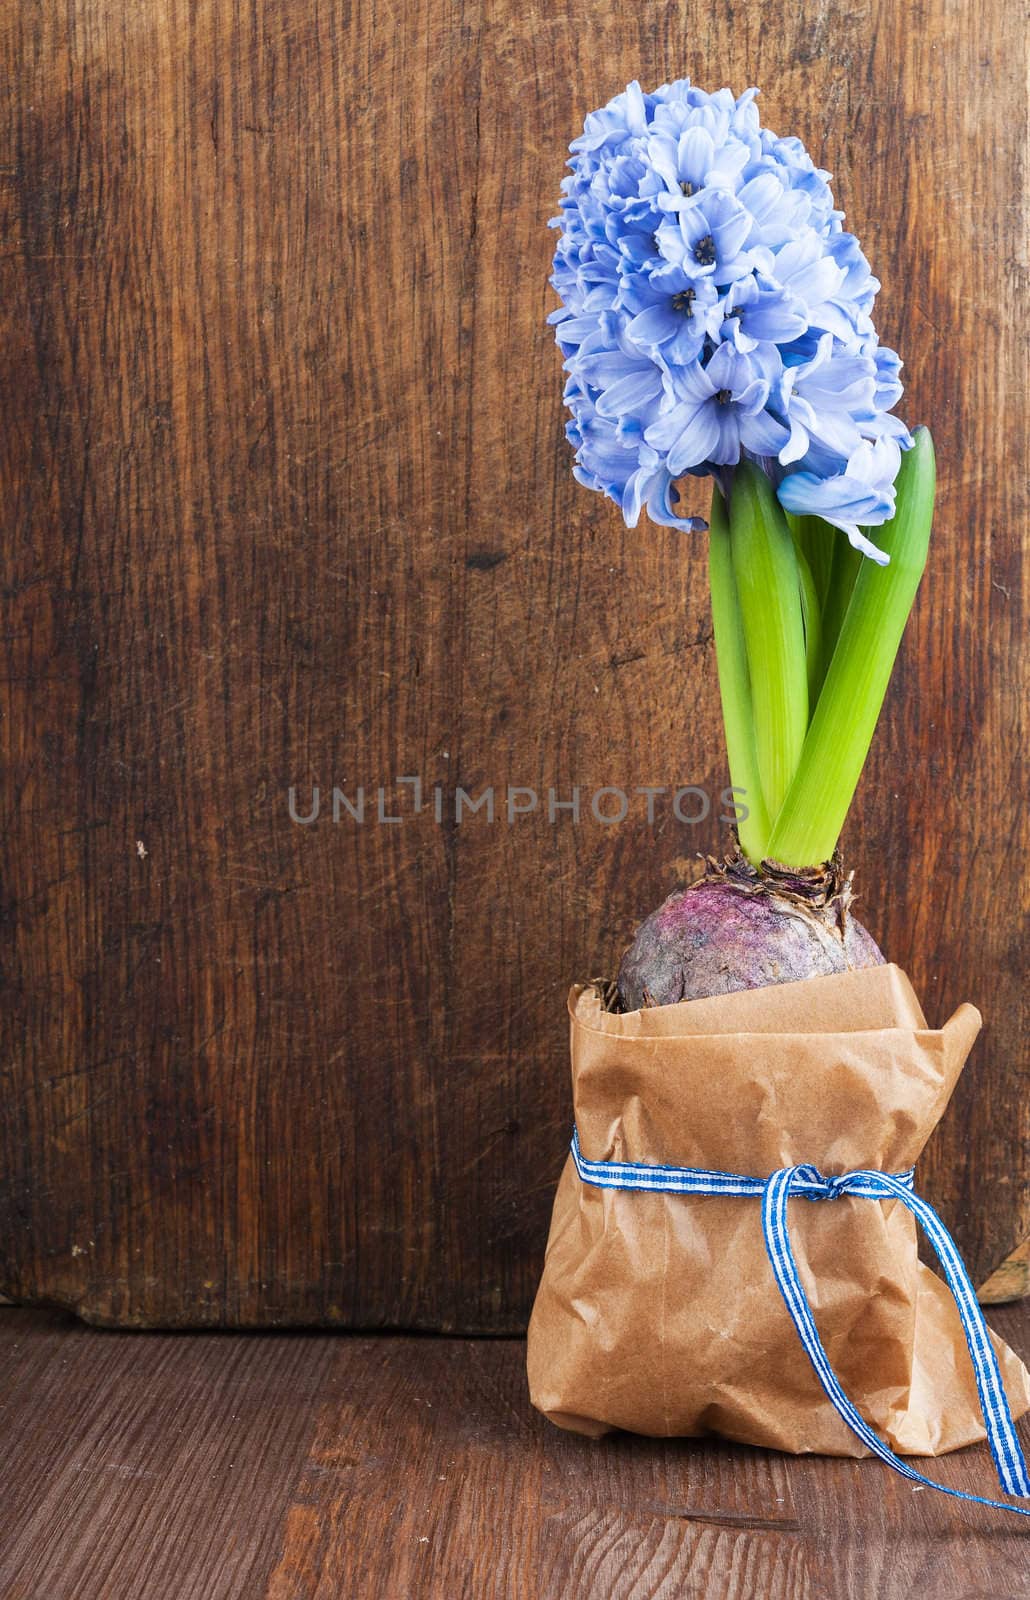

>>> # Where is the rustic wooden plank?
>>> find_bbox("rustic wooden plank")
[0,1307,1028,1598]
[0,1309,337,1600]
[266,1313,1030,1599]
[0,0,1026,1332]
[980,1236,1030,1305]
[265,1336,813,1600]
[0,0,485,1329]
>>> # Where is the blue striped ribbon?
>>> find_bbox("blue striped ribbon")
[571,1128,1030,1516]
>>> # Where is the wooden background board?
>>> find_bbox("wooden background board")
[0,0,1026,1329]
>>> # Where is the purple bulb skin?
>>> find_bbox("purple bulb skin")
[616,868,884,1012]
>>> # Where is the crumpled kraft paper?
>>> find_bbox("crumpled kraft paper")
[526,964,1030,1455]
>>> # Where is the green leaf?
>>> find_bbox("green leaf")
[794,539,824,709]
[708,485,771,862]
[817,534,863,692]
[729,461,809,824]
[767,427,935,867]
[788,512,834,611]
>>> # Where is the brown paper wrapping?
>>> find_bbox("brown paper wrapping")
[527,964,1030,1455]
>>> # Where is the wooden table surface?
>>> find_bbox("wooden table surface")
[1,1303,1028,1599]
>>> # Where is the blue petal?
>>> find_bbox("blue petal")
[667,403,721,473]
[708,407,742,465]
[574,349,642,387]
[645,399,719,473]
[739,406,790,455]
[626,303,681,347]
[743,296,807,343]
[663,315,707,364]
[595,365,664,418]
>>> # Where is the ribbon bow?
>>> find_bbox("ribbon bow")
[571,1128,1030,1517]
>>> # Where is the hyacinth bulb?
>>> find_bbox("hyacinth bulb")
[616,856,884,1011]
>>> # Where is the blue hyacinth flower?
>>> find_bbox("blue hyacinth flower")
[619,267,718,364]
[777,437,905,560]
[644,343,789,471]
[548,78,912,546]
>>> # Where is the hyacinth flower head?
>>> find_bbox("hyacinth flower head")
[549,79,912,559]
[549,81,936,874]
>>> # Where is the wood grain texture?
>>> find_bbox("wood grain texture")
[266,1336,814,1600]
[0,0,1026,1328]
[1,1306,1029,1600]
[0,1309,338,1600]
[980,1234,1030,1305]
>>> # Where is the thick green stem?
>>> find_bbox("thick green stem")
[708,486,771,862]
[729,461,809,822]
[767,427,935,866]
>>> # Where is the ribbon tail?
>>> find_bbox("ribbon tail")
[761,1167,1030,1519]
[874,1172,1030,1499]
